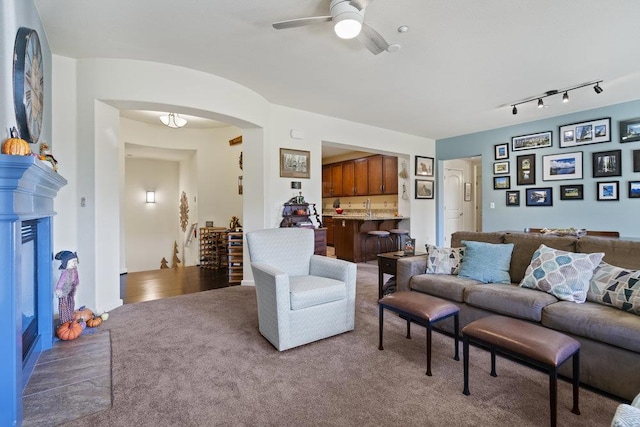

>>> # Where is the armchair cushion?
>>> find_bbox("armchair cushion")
[289,276,346,310]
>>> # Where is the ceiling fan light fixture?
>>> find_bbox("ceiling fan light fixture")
[160,113,187,129]
[331,0,363,39]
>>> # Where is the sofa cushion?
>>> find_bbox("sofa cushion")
[504,232,578,283]
[588,262,640,315]
[410,274,481,302]
[520,244,603,303]
[464,284,558,322]
[577,236,640,270]
[451,231,504,248]
[425,245,464,275]
[458,241,514,284]
[289,275,346,310]
[542,301,640,353]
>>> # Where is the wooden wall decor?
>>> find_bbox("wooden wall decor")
[229,135,242,145]
[180,191,189,232]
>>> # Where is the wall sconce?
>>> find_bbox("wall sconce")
[146,191,156,203]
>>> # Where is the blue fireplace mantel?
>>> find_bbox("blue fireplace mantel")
[0,154,67,427]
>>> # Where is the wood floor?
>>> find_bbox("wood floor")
[120,266,235,304]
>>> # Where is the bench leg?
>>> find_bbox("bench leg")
[462,336,470,395]
[490,348,497,377]
[453,313,460,361]
[378,305,384,351]
[571,351,580,415]
[550,368,558,427]
[426,324,432,376]
[406,319,411,339]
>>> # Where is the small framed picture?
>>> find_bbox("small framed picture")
[516,154,536,185]
[205,221,214,227]
[629,181,640,199]
[280,148,310,178]
[634,150,640,173]
[506,190,520,206]
[559,117,611,148]
[464,182,472,201]
[597,181,619,201]
[415,156,434,176]
[560,184,584,200]
[493,161,510,175]
[415,179,434,199]
[526,187,553,207]
[592,150,622,178]
[512,131,552,151]
[619,117,640,143]
[493,176,510,190]
[495,143,509,160]
[542,151,583,181]
[404,238,416,255]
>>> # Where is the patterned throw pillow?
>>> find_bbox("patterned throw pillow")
[588,262,640,315]
[457,241,514,284]
[520,244,604,303]
[425,245,464,275]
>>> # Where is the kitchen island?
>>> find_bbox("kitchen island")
[329,215,407,263]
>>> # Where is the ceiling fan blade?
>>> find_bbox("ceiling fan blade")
[272,16,332,30]
[358,23,389,55]
[349,0,373,11]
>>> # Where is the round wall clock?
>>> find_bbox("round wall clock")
[13,27,44,145]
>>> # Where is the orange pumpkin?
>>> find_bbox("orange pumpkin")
[56,321,83,341]
[73,306,93,323]
[86,316,103,328]
[1,127,31,155]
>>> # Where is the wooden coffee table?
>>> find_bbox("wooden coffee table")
[377,251,426,299]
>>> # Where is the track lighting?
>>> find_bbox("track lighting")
[508,80,603,115]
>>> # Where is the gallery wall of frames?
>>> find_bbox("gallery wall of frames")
[436,98,640,237]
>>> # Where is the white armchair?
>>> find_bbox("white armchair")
[246,228,357,351]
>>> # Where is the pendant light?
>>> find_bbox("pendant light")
[160,113,188,128]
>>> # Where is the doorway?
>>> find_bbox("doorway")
[442,157,482,244]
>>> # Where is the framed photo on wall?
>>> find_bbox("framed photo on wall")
[493,176,511,190]
[506,190,520,206]
[634,150,640,173]
[619,117,640,143]
[559,117,611,148]
[415,179,434,199]
[560,184,584,200]
[415,156,434,176]
[495,143,509,160]
[280,148,310,178]
[629,181,640,199]
[516,154,536,185]
[597,181,619,201]
[526,187,553,207]
[542,151,583,181]
[512,131,552,151]
[592,150,622,178]
[493,161,510,175]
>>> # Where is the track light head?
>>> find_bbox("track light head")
[594,83,603,94]
[512,105,518,115]
[562,92,569,103]
[537,98,544,108]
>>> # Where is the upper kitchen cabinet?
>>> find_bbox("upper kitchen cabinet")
[322,163,344,197]
[340,159,368,196]
[368,155,398,195]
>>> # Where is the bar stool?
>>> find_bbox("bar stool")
[389,229,410,251]
[362,230,394,263]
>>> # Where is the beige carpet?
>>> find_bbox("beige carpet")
[65,264,621,426]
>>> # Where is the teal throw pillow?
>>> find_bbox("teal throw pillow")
[457,240,514,284]
[520,244,604,303]
[588,262,640,315]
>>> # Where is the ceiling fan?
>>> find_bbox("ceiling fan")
[272,0,398,55]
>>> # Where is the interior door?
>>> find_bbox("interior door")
[444,168,464,245]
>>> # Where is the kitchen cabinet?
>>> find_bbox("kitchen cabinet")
[342,161,355,196]
[324,216,334,246]
[322,163,344,197]
[367,155,398,195]
[353,158,369,196]
[322,165,331,198]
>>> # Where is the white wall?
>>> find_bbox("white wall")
[51,57,435,313]
[124,158,179,272]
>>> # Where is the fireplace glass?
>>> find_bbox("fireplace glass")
[21,220,38,360]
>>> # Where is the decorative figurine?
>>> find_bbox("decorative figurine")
[55,251,79,324]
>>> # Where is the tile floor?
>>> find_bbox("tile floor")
[22,330,111,426]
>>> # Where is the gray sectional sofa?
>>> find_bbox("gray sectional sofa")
[396,231,640,401]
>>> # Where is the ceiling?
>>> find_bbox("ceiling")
[35,0,640,141]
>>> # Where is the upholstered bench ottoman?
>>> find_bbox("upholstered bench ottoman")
[462,315,580,427]
[378,291,460,376]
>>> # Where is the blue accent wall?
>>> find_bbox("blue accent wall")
[437,99,640,238]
